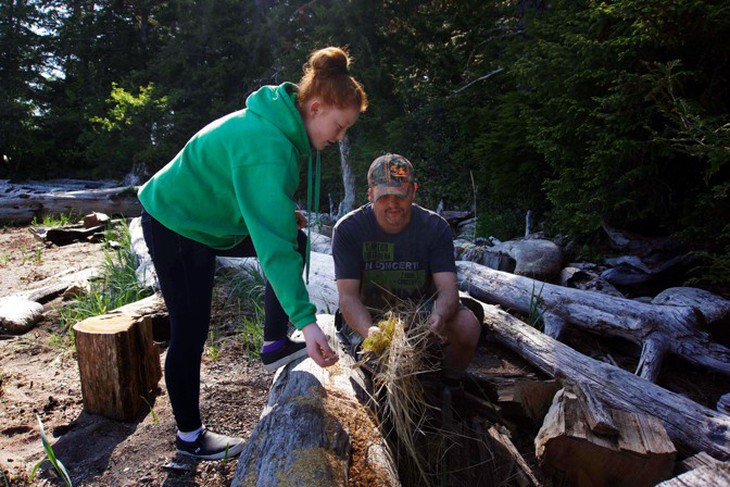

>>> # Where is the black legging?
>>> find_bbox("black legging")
[141,210,306,431]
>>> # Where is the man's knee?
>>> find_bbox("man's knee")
[453,308,481,348]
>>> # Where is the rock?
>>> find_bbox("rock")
[491,239,564,282]
[0,296,44,334]
[82,212,110,228]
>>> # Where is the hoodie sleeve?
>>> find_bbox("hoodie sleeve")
[231,158,316,330]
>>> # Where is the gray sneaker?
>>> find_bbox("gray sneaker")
[176,429,245,460]
[261,338,308,371]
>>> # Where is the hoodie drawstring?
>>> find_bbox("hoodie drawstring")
[305,151,321,284]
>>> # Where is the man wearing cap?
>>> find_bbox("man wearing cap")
[332,153,481,382]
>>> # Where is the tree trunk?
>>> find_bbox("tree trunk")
[457,261,730,382]
[231,314,400,487]
[338,135,356,218]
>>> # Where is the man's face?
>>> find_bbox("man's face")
[370,183,416,234]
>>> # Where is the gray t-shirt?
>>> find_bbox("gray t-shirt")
[332,203,455,310]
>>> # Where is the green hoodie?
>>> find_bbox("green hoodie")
[138,82,317,330]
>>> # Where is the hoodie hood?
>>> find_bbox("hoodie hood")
[246,82,311,157]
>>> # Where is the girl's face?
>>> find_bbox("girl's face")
[303,100,360,151]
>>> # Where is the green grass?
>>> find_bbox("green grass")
[30,415,73,486]
[140,395,159,424]
[54,221,152,348]
[528,281,545,330]
[212,265,266,361]
[32,212,79,228]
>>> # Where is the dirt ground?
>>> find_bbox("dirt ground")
[0,226,273,486]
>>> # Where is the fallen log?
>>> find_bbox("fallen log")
[656,462,730,486]
[457,261,730,382]
[14,267,101,303]
[231,314,400,487]
[476,300,730,460]
[0,267,102,334]
[0,186,142,225]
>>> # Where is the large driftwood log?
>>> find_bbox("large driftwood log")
[0,267,102,335]
[231,314,399,487]
[476,300,730,460]
[0,186,141,225]
[457,261,730,382]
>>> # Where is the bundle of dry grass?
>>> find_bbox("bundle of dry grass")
[361,303,462,486]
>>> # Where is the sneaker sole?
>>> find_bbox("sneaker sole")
[176,441,245,461]
[261,346,309,371]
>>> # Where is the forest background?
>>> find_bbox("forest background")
[1,0,729,290]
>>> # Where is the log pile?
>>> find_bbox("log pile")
[116,233,730,484]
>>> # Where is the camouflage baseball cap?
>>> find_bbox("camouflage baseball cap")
[367,153,415,202]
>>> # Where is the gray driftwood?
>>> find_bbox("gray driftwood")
[0,267,102,334]
[476,300,730,460]
[0,186,141,225]
[656,462,730,486]
[457,260,730,382]
[231,314,400,487]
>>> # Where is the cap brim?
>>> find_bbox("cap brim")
[372,184,410,202]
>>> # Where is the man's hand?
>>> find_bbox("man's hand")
[428,313,447,339]
[302,322,338,367]
[295,210,307,230]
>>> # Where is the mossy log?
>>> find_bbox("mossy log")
[231,314,400,487]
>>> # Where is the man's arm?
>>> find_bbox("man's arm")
[429,271,459,337]
[336,278,379,339]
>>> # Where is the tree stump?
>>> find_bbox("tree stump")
[73,313,162,421]
[535,389,676,487]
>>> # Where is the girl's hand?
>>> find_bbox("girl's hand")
[301,323,338,367]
